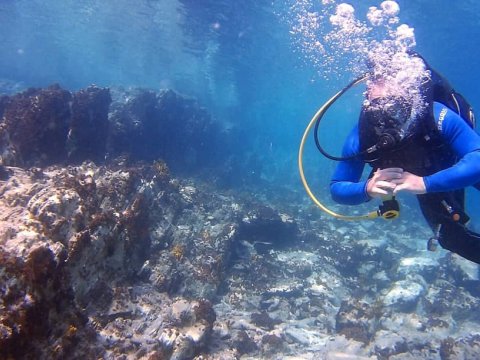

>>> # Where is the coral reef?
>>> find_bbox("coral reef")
[335,299,378,343]
[67,86,111,163]
[107,87,226,174]
[0,84,227,175]
[1,84,480,359]
[0,160,263,358]
[1,85,71,166]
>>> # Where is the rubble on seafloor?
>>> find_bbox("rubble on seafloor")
[1,84,480,359]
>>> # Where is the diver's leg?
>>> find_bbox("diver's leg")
[437,221,480,264]
[417,192,480,264]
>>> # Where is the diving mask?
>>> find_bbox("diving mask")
[363,95,413,149]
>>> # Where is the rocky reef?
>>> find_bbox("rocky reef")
[0,85,227,173]
[1,84,480,359]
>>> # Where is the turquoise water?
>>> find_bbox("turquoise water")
[1,0,479,223]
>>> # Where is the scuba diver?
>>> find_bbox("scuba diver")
[329,55,480,264]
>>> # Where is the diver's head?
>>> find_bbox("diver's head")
[362,54,430,149]
[362,92,413,150]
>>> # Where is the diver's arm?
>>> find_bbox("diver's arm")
[330,125,370,205]
[423,103,480,192]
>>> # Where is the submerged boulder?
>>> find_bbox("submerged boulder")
[107,88,225,174]
[1,85,71,166]
[67,85,112,163]
[383,278,426,312]
[237,204,299,253]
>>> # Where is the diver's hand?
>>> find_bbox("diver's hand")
[366,168,403,198]
[392,171,426,195]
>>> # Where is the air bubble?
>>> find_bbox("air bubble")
[284,0,430,119]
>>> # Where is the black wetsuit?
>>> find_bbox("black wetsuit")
[330,102,480,264]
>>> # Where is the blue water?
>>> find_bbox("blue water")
[1,0,479,224]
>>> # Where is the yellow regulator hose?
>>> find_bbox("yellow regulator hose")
[298,75,383,221]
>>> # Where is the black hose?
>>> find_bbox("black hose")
[313,75,368,161]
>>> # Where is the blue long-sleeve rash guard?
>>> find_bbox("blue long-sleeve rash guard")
[330,102,480,205]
